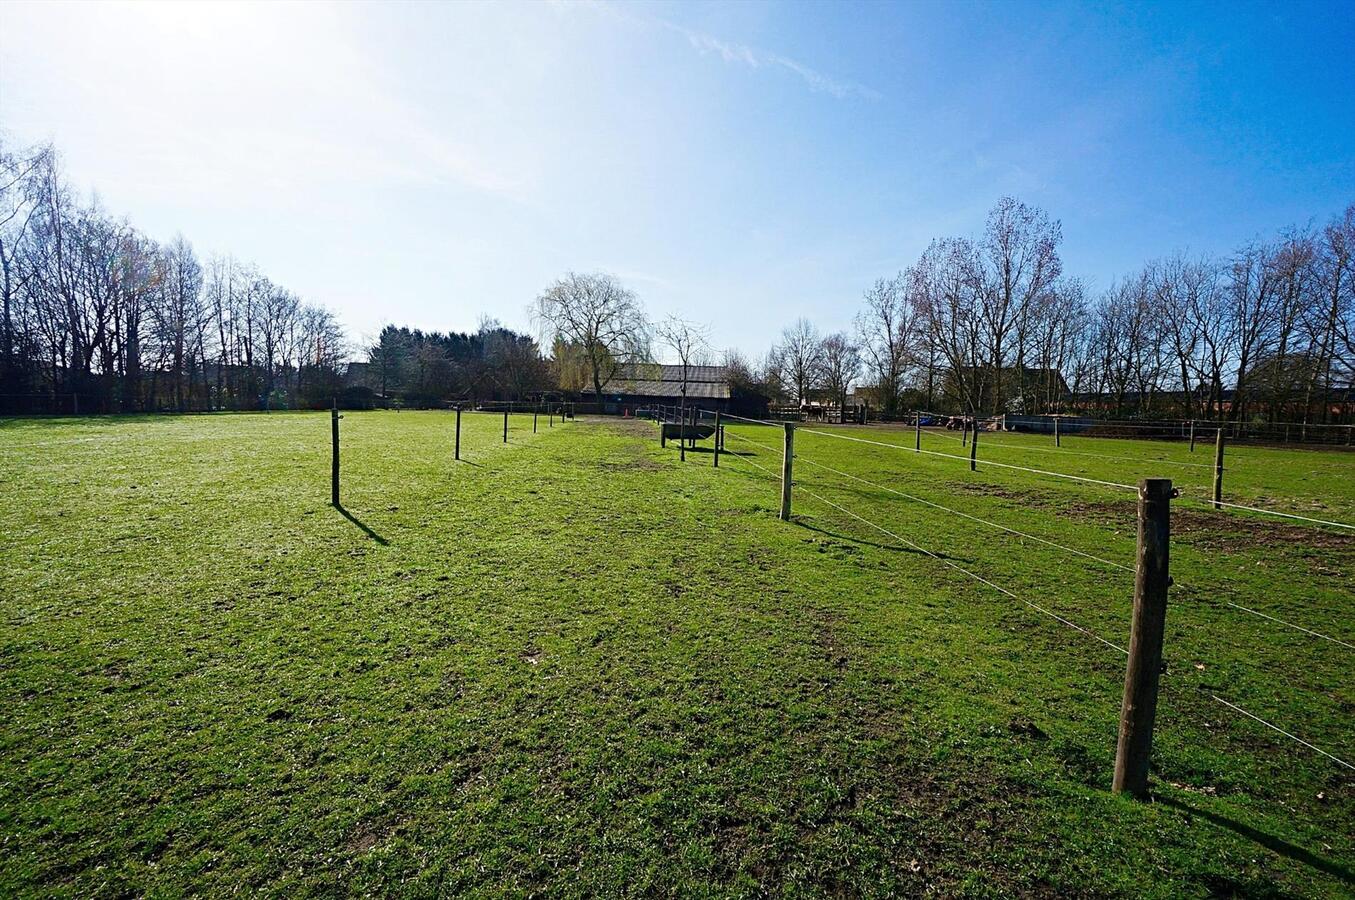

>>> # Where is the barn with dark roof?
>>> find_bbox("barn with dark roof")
[592,363,733,415]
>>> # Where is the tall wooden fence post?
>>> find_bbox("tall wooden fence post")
[713,411,722,468]
[1212,428,1225,509]
[915,411,921,451]
[1113,477,1173,798]
[780,423,794,521]
[1188,420,1195,453]
[330,398,341,506]
[503,408,509,444]
[970,420,979,471]
[1054,416,1060,447]
[455,406,462,460]
[678,399,687,462]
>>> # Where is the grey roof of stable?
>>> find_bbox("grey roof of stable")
[598,364,731,399]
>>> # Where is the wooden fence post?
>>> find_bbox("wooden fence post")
[455,405,462,460]
[331,398,341,506]
[713,411,722,468]
[780,423,794,521]
[970,420,979,471]
[533,408,538,433]
[503,408,509,443]
[1189,420,1195,453]
[1212,428,1225,509]
[915,411,922,451]
[1054,416,1060,447]
[962,417,968,447]
[1113,477,1173,798]
[678,398,687,461]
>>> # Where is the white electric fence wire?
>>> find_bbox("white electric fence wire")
[1208,695,1355,771]
[796,426,1141,492]
[730,415,1355,531]
[792,454,1136,573]
[973,437,1222,471]
[1220,601,1355,651]
[1177,494,1355,531]
[725,421,1354,648]
[800,453,1355,651]
[719,423,1355,770]
[720,427,1129,656]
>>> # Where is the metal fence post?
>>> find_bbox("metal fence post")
[1113,477,1173,798]
[970,420,979,471]
[1189,420,1195,453]
[1212,428,1225,509]
[534,408,538,433]
[780,423,794,521]
[1054,416,1060,447]
[331,398,341,506]
[455,405,462,460]
[713,411,722,468]
[915,411,921,451]
[503,408,509,443]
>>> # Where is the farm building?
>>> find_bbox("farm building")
[590,363,741,416]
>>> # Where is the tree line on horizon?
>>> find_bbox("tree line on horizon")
[5,136,1351,423]
[746,197,1355,424]
[0,139,353,414]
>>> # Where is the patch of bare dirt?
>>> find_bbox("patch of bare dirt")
[957,481,1354,555]
[590,415,660,438]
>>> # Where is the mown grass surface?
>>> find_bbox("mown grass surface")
[1,411,1351,897]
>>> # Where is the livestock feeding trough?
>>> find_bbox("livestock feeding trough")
[646,407,717,448]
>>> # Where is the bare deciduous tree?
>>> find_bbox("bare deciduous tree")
[774,317,824,403]
[534,272,650,408]
[820,332,861,412]
[854,273,917,415]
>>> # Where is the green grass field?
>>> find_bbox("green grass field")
[1,411,1351,897]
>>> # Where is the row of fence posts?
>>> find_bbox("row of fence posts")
[932,409,1230,509]
[750,414,1174,798]
[331,400,570,505]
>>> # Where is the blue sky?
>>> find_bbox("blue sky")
[2,0,1352,359]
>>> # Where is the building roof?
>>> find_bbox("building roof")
[597,363,731,399]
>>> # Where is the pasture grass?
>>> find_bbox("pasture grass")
[1,410,1351,897]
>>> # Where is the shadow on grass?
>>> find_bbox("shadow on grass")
[335,504,390,545]
[457,459,484,468]
[1155,794,1353,886]
[794,519,932,556]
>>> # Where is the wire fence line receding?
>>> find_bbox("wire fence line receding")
[708,415,1355,775]
[723,420,1352,651]
[720,414,1354,648]
[785,420,1355,531]
[720,424,1130,656]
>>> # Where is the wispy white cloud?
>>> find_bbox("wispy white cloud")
[559,1,880,101]
[661,20,881,101]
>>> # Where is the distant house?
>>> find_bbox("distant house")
[592,363,734,415]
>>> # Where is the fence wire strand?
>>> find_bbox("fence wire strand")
[1208,695,1354,771]
[713,419,1355,774]
[720,426,1130,656]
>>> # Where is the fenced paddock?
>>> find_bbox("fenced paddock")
[1,410,1351,896]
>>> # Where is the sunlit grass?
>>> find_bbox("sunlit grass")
[1,411,1350,896]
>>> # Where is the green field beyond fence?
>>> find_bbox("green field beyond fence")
[1,411,1351,896]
